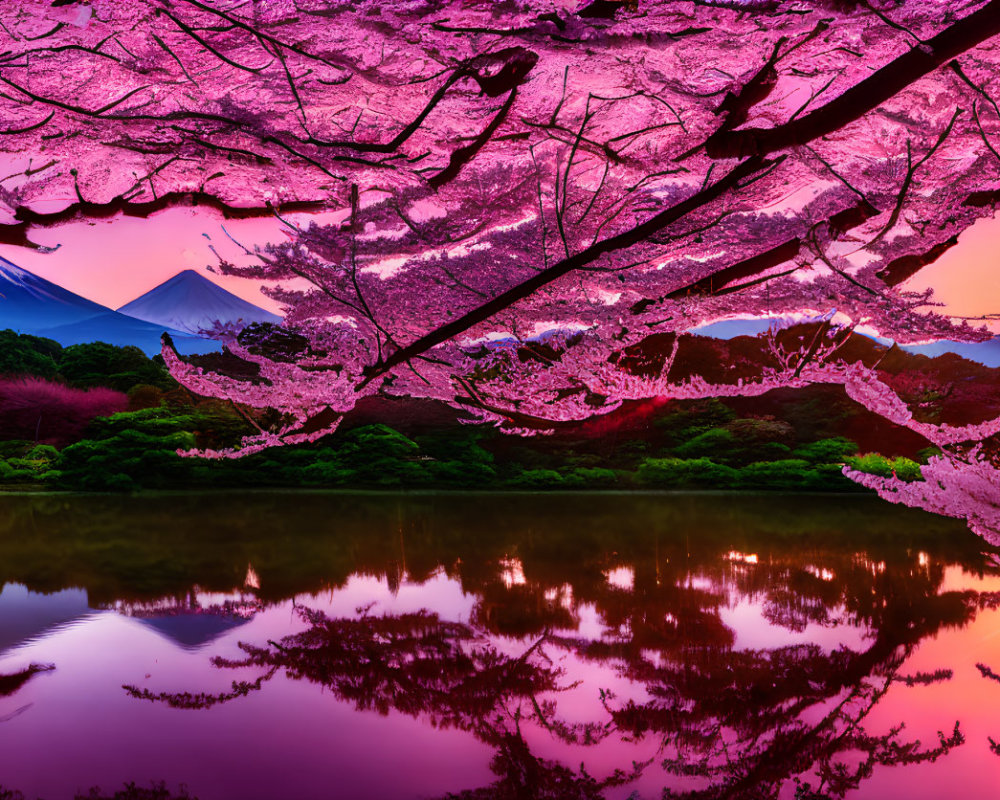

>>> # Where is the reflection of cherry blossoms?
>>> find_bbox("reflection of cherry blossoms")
[123,607,634,800]
[116,529,996,800]
[0,663,53,698]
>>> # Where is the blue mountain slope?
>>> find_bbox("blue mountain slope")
[897,338,1000,368]
[117,269,281,336]
[0,256,108,330]
[37,311,220,356]
[0,257,219,356]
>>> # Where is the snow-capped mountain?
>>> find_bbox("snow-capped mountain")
[117,269,281,337]
[0,257,219,356]
[0,255,109,331]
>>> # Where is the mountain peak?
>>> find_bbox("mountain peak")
[117,269,282,337]
[175,268,213,281]
[0,257,218,356]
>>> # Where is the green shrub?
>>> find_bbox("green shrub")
[427,460,497,487]
[845,453,922,482]
[636,457,739,489]
[506,469,565,488]
[846,453,894,478]
[0,330,61,379]
[889,457,922,482]
[26,444,59,462]
[792,437,858,464]
[56,430,197,491]
[654,399,735,446]
[561,467,619,488]
[671,428,734,460]
[739,459,813,489]
[58,342,174,392]
[334,425,429,486]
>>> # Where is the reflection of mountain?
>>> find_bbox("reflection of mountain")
[112,595,261,650]
[136,614,252,650]
[0,583,260,653]
[117,269,281,337]
[0,257,219,356]
[0,583,93,654]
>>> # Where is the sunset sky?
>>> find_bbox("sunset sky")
[2,207,998,334]
[0,208,296,315]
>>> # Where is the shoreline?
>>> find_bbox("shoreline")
[0,486,874,497]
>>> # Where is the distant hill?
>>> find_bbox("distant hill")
[898,337,1000,368]
[327,322,1000,456]
[117,269,281,337]
[689,315,1000,368]
[0,257,219,356]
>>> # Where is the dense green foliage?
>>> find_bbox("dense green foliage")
[0,330,928,493]
[0,330,62,379]
[0,403,875,492]
[0,330,175,392]
[845,453,923,481]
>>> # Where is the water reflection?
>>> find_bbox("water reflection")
[113,595,261,650]
[0,583,93,652]
[0,493,999,799]
[0,662,53,698]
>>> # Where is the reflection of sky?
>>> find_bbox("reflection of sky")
[720,598,868,652]
[862,566,1000,800]
[0,557,999,800]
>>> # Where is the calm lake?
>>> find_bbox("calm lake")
[1,492,999,800]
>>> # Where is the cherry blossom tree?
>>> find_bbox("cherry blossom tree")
[2,1,1000,532]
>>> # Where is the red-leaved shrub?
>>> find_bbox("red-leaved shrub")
[0,376,127,445]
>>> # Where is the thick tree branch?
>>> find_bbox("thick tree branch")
[706,2,1000,158]
[361,155,778,384]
